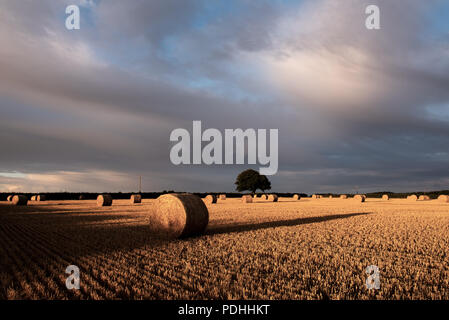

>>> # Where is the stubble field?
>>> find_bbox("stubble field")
[1,197,448,300]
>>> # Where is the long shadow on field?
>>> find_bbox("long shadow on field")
[206,212,373,235]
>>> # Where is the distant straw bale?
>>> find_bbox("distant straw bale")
[293,194,300,200]
[204,195,217,204]
[130,194,142,204]
[97,194,113,207]
[242,195,253,203]
[12,195,28,206]
[353,195,366,202]
[437,195,449,203]
[382,194,389,200]
[268,194,278,202]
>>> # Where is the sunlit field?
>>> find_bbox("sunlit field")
[1,197,448,300]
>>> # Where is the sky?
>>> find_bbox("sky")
[0,0,449,194]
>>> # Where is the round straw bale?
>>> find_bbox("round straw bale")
[293,194,300,200]
[7,195,13,202]
[36,195,46,201]
[268,194,278,202]
[260,194,267,200]
[312,194,318,199]
[97,194,113,207]
[219,194,226,200]
[407,194,418,201]
[353,194,365,202]
[151,193,209,238]
[12,195,28,206]
[437,195,449,203]
[242,195,253,203]
[340,195,347,199]
[418,195,430,201]
[30,195,36,201]
[329,195,333,199]
[382,194,389,200]
[204,194,217,204]
[130,194,142,204]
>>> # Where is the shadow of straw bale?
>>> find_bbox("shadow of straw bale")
[206,212,373,235]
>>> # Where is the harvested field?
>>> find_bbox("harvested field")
[1,198,449,300]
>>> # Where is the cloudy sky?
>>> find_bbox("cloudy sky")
[1,0,449,193]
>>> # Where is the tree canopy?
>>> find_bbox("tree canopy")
[234,169,272,194]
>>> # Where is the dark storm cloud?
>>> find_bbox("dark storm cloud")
[0,0,448,192]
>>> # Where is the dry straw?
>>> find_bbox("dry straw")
[219,194,226,200]
[293,194,300,200]
[31,196,37,201]
[418,195,430,201]
[97,194,113,207]
[407,195,418,201]
[36,195,46,202]
[151,193,209,238]
[130,194,142,204]
[260,194,267,200]
[12,195,28,206]
[382,194,389,200]
[242,195,253,203]
[438,195,449,203]
[268,194,278,202]
[353,195,366,202]
[312,194,318,199]
[7,195,13,202]
[204,195,217,204]
[340,195,348,199]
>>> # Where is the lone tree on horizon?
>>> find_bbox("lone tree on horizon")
[234,169,272,195]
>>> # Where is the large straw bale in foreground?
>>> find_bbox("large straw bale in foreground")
[12,195,28,206]
[382,194,389,200]
[130,194,142,204]
[438,195,449,203]
[242,195,253,203]
[293,194,300,200]
[151,193,209,238]
[268,194,278,202]
[97,194,113,207]
[204,195,217,204]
